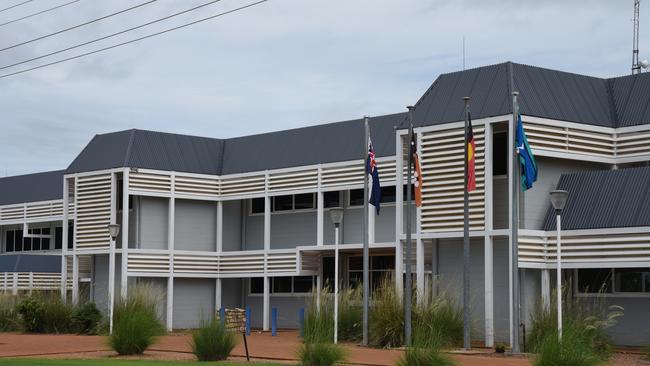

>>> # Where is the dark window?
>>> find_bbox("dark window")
[348,256,362,271]
[348,272,363,288]
[250,278,264,294]
[272,277,292,293]
[42,228,50,236]
[274,195,293,211]
[578,268,612,293]
[41,238,50,251]
[294,193,314,210]
[251,198,265,214]
[116,180,134,210]
[23,237,31,251]
[493,132,508,176]
[322,257,335,287]
[324,191,341,208]
[402,184,415,201]
[15,230,23,251]
[32,237,41,251]
[372,256,395,270]
[380,186,396,203]
[615,268,645,292]
[67,223,73,249]
[293,276,314,293]
[349,189,364,206]
[5,231,14,252]
[55,227,63,250]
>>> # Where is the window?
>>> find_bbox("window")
[324,191,341,208]
[273,277,292,293]
[402,184,415,201]
[293,276,314,293]
[577,268,650,294]
[349,189,364,207]
[294,193,315,210]
[5,231,14,252]
[250,277,264,294]
[493,132,508,176]
[251,198,265,214]
[273,195,293,211]
[347,255,395,291]
[249,276,315,295]
[116,180,134,210]
[380,186,396,203]
[55,227,63,250]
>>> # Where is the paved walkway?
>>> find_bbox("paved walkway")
[0,331,533,366]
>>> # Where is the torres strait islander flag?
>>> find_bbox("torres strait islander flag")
[367,138,381,214]
[466,112,476,192]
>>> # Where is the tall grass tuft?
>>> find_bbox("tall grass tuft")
[299,286,346,366]
[191,318,237,361]
[396,346,456,366]
[337,286,362,342]
[528,286,622,361]
[16,293,75,333]
[534,326,603,366]
[0,293,20,332]
[298,342,346,366]
[109,283,165,355]
[369,278,404,348]
[413,290,463,348]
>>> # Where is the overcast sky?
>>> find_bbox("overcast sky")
[0,0,645,176]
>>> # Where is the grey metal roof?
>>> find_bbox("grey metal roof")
[66,113,405,176]
[0,254,61,273]
[542,166,650,230]
[0,170,64,206]
[411,62,650,128]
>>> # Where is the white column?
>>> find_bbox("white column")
[263,195,271,331]
[316,190,323,308]
[415,193,424,298]
[108,173,117,334]
[395,132,404,294]
[541,269,550,312]
[72,254,79,303]
[166,175,175,331]
[121,170,129,299]
[61,178,69,301]
[431,239,438,297]
[484,236,494,347]
[216,201,223,312]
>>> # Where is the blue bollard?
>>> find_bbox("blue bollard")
[245,306,251,336]
[219,307,225,326]
[299,308,305,338]
[272,308,277,336]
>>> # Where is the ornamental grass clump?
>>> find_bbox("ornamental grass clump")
[396,346,456,366]
[534,326,602,366]
[191,318,237,361]
[413,290,463,348]
[17,293,75,333]
[109,283,165,355]
[0,293,20,332]
[299,286,346,366]
[369,278,404,348]
[337,286,362,342]
[528,286,622,361]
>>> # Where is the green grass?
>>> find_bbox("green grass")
[0,359,282,366]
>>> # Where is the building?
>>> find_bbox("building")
[1,62,649,347]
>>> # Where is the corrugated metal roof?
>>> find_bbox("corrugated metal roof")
[609,71,650,127]
[543,166,650,230]
[0,170,64,205]
[0,254,61,273]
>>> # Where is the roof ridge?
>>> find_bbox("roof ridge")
[605,78,621,128]
[123,129,136,167]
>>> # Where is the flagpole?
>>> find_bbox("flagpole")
[404,106,414,347]
[362,116,370,346]
[511,91,521,354]
[462,97,471,350]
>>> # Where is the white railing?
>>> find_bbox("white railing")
[0,272,71,293]
[0,200,70,224]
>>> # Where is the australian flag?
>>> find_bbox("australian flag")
[367,138,381,214]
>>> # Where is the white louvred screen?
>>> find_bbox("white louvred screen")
[75,174,112,250]
[174,174,220,197]
[220,174,265,196]
[523,122,615,158]
[129,171,172,193]
[268,169,318,192]
[420,127,485,232]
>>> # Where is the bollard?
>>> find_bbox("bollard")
[219,307,225,326]
[245,306,251,336]
[271,308,278,336]
[299,308,305,338]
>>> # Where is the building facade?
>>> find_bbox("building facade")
[1,62,650,347]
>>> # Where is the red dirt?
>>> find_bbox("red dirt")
[0,331,537,366]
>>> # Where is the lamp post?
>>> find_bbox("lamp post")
[329,207,344,344]
[107,224,120,334]
[549,190,568,339]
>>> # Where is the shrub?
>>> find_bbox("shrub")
[191,318,237,361]
[0,294,20,332]
[369,278,404,348]
[413,291,463,348]
[396,347,456,366]
[109,283,165,355]
[494,343,507,354]
[337,286,362,342]
[534,326,602,366]
[71,302,102,334]
[527,286,622,360]
[16,296,45,332]
[42,296,74,333]
[304,287,334,344]
[298,342,346,366]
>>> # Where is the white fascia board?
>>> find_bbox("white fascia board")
[66,168,122,179]
[521,115,616,134]
[530,149,615,164]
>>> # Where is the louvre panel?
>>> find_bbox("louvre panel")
[420,127,485,232]
[268,169,318,192]
[219,252,265,275]
[616,130,650,157]
[0,272,66,291]
[321,162,364,187]
[220,174,265,196]
[0,200,68,223]
[75,174,112,250]
[0,205,24,221]
[174,174,220,197]
[128,252,171,273]
[129,171,172,193]
[524,122,616,158]
[174,253,219,274]
[267,250,297,273]
[299,252,320,274]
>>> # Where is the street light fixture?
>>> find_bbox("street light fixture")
[549,190,568,339]
[107,223,120,335]
[107,224,121,241]
[329,207,344,344]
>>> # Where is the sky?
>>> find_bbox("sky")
[0,0,646,176]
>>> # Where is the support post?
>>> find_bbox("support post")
[263,276,270,331]
[395,131,404,295]
[216,201,223,313]
[541,269,551,312]
[511,92,521,353]
[556,213,562,339]
[167,277,174,331]
[72,254,79,303]
[462,97,471,350]
[263,194,271,331]
[121,170,129,299]
[61,178,69,301]
[431,239,438,297]
[334,224,340,344]
[108,173,117,334]
[484,236,494,347]
[167,176,175,332]
[362,117,370,346]
[316,190,323,310]
[404,108,414,347]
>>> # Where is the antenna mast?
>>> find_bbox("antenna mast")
[633,0,641,74]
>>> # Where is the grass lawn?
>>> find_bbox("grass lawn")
[0,359,284,366]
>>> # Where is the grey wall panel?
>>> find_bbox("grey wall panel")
[492,238,511,343]
[222,201,242,252]
[375,206,396,243]
[342,208,362,244]
[174,199,216,252]
[116,210,137,249]
[245,215,264,250]
[137,277,168,324]
[173,278,215,329]
[522,157,606,230]
[221,278,243,308]
[92,254,122,316]
[603,297,650,346]
[138,197,169,250]
[492,177,508,230]
[270,212,317,249]
[520,268,541,331]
